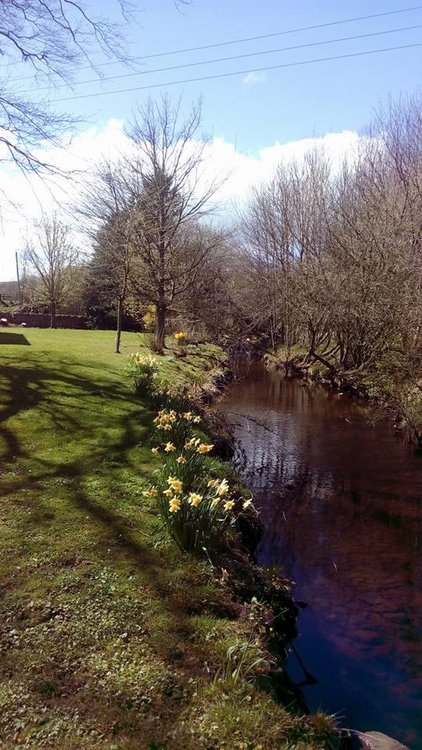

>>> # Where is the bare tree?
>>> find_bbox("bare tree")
[79,97,222,353]
[122,96,221,352]
[0,0,130,177]
[78,159,135,353]
[24,215,78,327]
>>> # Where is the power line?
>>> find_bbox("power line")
[18,23,422,95]
[8,4,422,81]
[52,42,422,103]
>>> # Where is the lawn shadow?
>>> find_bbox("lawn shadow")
[0,356,195,637]
[0,358,146,461]
[0,332,30,345]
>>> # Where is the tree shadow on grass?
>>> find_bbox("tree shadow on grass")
[0,356,224,745]
[0,359,147,461]
[0,332,30,345]
[0,357,195,635]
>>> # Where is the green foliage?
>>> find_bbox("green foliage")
[221,637,274,685]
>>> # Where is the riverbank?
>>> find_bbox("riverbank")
[0,330,338,750]
[264,345,422,447]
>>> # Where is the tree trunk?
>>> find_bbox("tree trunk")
[115,297,123,354]
[50,300,57,329]
[155,301,166,354]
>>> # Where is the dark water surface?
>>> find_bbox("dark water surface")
[217,362,422,748]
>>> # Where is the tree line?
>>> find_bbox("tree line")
[17,93,422,437]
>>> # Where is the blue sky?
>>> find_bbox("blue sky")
[11,0,422,150]
[51,0,422,150]
[1,0,421,280]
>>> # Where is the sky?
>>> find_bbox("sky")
[1,0,421,280]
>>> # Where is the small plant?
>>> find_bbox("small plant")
[221,637,274,685]
[127,352,159,398]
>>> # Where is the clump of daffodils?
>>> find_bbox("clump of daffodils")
[130,353,158,367]
[143,403,255,554]
[127,352,160,397]
[147,472,239,553]
[153,407,203,448]
[174,331,187,344]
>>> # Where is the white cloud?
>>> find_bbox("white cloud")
[242,71,266,86]
[0,123,360,281]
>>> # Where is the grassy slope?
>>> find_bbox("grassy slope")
[0,329,332,750]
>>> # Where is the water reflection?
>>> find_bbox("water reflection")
[218,363,422,749]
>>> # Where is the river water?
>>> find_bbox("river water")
[217,362,422,749]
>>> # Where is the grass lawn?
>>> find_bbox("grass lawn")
[0,329,335,750]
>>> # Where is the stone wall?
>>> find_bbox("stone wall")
[8,313,88,329]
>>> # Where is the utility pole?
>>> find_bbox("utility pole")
[15,251,21,304]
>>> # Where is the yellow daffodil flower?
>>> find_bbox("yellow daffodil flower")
[169,499,181,513]
[216,479,229,496]
[188,493,203,507]
[164,442,176,452]
[224,500,235,511]
[143,487,158,498]
[168,478,183,493]
[176,456,186,464]
[197,443,214,454]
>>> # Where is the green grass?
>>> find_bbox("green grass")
[0,329,336,750]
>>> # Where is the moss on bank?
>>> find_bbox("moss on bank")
[0,329,337,749]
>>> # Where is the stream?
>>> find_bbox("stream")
[217,361,422,749]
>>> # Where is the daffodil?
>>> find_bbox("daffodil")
[182,411,194,421]
[143,487,158,498]
[188,493,203,507]
[168,477,183,493]
[243,498,253,509]
[169,498,181,513]
[197,443,214,454]
[211,498,220,508]
[224,500,235,511]
[163,488,173,497]
[216,479,229,496]
[164,442,176,452]
[184,438,198,450]
[193,415,201,424]
[151,447,160,454]
[207,479,219,488]
[176,455,186,464]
